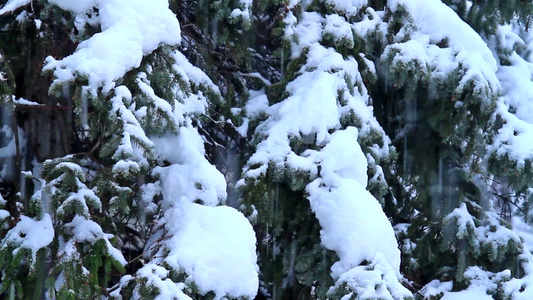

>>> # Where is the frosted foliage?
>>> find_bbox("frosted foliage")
[389,0,496,68]
[444,203,522,262]
[385,0,499,101]
[335,254,409,300]
[244,5,408,299]
[170,51,219,124]
[477,212,521,249]
[306,129,409,299]
[0,0,31,15]
[44,0,181,91]
[323,0,367,17]
[230,0,253,21]
[287,0,367,16]
[133,266,192,300]
[426,266,511,299]
[324,14,354,47]
[440,286,493,300]
[111,85,154,161]
[421,280,453,298]
[47,162,102,218]
[504,251,533,299]
[152,129,227,208]
[142,122,258,298]
[421,266,513,299]
[67,216,126,266]
[246,11,388,178]
[489,24,533,166]
[2,214,54,264]
[445,203,476,238]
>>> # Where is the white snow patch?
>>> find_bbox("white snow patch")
[44,0,181,91]
[0,0,31,15]
[441,285,493,300]
[2,214,54,263]
[163,203,259,300]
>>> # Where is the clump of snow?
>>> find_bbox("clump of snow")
[67,216,126,266]
[152,128,227,207]
[230,0,253,21]
[243,4,407,298]
[13,97,42,106]
[142,97,258,298]
[163,203,259,299]
[1,214,54,264]
[0,0,31,15]
[421,280,453,298]
[440,285,493,300]
[44,0,181,91]
[445,203,476,238]
[389,0,496,70]
[133,265,192,300]
[488,24,533,166]
[503,250,533,299]
[147,127,259,298]
[385,0,499,102]
[305,128,409,298]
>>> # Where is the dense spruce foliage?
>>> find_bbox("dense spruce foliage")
[2,0,533,299]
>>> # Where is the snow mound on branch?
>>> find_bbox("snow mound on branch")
[163,203,259,299]
[385,0,499,102]
[0,0,31,15]
[306,129,408,299]
[133,265,192,300]
[68,216,127,266]
[152,128,227,207]
[441,286,493,300]
[244,7,408,298]
[488,24,533,166]
[44,0,181,91]
[144,126,258,299]
[1,214,54,264]
[307,129,399,276]
[389,0,496,70]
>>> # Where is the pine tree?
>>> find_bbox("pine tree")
[374,0,533,298]
[0,0,258,299]
[4,0,533,299]
[239,1,411,299]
